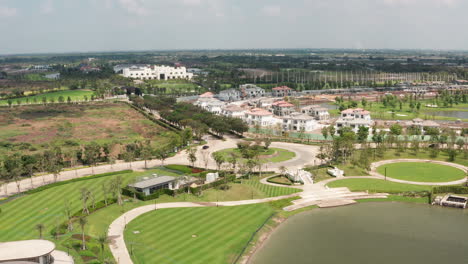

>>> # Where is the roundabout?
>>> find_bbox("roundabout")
[370,159,467,186]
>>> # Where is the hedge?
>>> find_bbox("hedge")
[25,170,133,195]
[267,176,293,186]
[433,186,468,194]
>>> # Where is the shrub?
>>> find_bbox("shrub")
[25,170,132,195]
[433,186,468,194]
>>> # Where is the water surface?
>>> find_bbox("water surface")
[251,203,468,264]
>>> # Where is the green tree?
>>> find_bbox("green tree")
[357,126,369,143]
[390,124,403,136]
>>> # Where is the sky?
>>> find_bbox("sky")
[1,0,468,54]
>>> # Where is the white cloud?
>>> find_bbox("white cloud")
[118,0,149,15]
[261,5,281,16]
[40,0,54,14]
[182,0,202,6]
[0,5,17,17]
[383,0,459,6]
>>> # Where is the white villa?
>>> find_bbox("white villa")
[121,65,193,80]
[195,92,226,114]
[244,108,277,127]
[221,104,247,118]
[335,108,373,133]
[282,113,318,132]
[301,105,330,120]
[271,100,295,116]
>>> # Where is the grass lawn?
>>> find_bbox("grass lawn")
[124,204,275,264]
[85,175,300,238]
[376,162,466,182]
[0,90,94,105]
[327,178,432,193]
[267,175,293,185]
[356,195,429,204]
[216,148,296,163]
[0,169,179,243]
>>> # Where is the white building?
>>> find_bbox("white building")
[121,65,193,80]
[271,100,295,116]
[301,105,330,120]
[335,108,373,133]
[244,108,277,127]
[218,88,242,101]
[240,84,266,98]
[222,104,247,118]
[281,112,318,132]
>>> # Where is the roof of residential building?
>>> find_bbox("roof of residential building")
[341,108,370,115]
[272,86,293,91]
[272,100,294,107]
[223,104,245,112]
[283,113,315,120]
[246,108,273,116]
[128,176,176,189]
[199,92,214,98]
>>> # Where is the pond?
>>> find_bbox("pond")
[251,203,468,264]
[427,110,468,119]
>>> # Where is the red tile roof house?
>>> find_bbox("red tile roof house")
[271,100,295,116]
[272,86,295,97]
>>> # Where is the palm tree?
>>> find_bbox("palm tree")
[97,234,109,260]
[79,217,88,250]
[36,223,45,239]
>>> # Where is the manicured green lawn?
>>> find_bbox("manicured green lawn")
[357,195,429,204]
[0,169,176,242]
[85,175,300,237]
[216,148,296,163]
[0,89,95,105]
[376,162,466,183]
[124,204,274,264]
[327,178,431,193]
[0,167,299,263]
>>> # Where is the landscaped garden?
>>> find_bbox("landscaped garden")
[215,147,296,163]
[124,204,275,264]
[0,164,299,263]
[376,162,466,182]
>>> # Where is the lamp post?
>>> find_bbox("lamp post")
[384,167,387,181]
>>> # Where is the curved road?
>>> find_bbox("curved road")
[0,135,319,197]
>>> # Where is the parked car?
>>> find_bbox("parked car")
[202,145,209,149]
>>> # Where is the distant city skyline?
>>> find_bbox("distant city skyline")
[1,0,468,55]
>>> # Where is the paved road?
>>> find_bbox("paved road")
[0,135,319,197]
